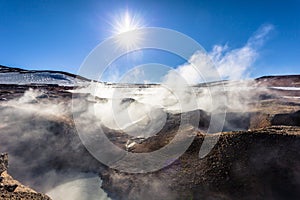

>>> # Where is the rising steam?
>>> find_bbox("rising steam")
[0,24,273,200]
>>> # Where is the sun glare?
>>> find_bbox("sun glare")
[112,11,145,50]
[113,11,143,34]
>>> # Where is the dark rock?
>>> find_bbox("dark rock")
[121,97,136,104]
[4,184,18,192]
[271,110,300,126]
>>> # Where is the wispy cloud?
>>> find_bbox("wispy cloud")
[175,24,274,84]
[213,24,274,80]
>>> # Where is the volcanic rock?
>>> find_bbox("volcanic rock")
[101,126,300,200]
[0,153,51,200]
[0,65,300,199]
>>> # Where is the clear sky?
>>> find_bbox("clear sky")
[0,0,299,79]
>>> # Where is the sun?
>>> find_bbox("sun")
[112,11,145,50]
[113,11,143,34]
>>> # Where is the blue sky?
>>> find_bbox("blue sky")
[0,0,299,80]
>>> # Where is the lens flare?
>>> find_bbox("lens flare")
[112,11,145,50]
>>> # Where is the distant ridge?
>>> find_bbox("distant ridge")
[0,64,90,81]
[256,74,300,80]
[1,64,300,86]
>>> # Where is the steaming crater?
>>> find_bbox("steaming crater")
[46,173,110,200]
[0,66,300,199]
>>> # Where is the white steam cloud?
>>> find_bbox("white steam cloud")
[0,24,274,200]
[171,24,274,84]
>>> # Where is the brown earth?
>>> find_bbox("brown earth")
[101,126,300,200]
[0,153,51,200]
[0,66,300,199]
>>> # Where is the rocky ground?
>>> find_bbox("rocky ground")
[0,153,51,200]
[101,126,300,200]
[0,65,299,199]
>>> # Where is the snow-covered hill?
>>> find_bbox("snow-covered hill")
[0,65,88,86]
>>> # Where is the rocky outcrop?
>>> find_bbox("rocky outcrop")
[255,75,300,87]
[0,153,51,200]
[101,126,300,200]
[271,110,300,126]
